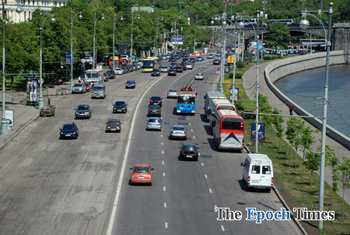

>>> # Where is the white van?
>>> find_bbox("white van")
[241,154,273,191]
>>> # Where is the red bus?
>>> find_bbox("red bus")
[211,109,245,151]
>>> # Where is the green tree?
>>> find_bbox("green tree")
[327,154,339,209]
[300,126,315,177]
[303,151,320,186]
[285,117,304,167]
[337,157,350,222]
[265,22,291,49]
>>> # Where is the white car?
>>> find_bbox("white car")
[185,62,193,70]
[195,72,204,80]
[160,66,169,73]
[167,89,178,98]
[169,125,187,140]
[114,68,124,75]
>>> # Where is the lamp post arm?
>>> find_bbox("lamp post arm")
[304,12,327,50]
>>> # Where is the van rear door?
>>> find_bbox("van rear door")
[260,163,272,187]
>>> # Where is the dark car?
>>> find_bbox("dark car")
[196,56,203,61]
[75,104,92,119]
[113,100,127,113]
[170,62,177,69]
[106,70,116,79]
[60,123,79,139]
[189,57,196,63]
[125,80,136,89]
[149,96,162,107]
[105,118,122,132]
[168,69,177,76]
[103,73,109,82]
[179,143,199,161]
[213,59,221,65]
[176,65,183,73]
[147,104,162,117]
[151,68,160,76]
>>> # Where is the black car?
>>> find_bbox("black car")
[147,104,162,117]
[125,80,136,89]
[60,123,79,139]
[106,70,116,79]
[149,96,162,107]
[189,57,196,63]
[179,143,199,161]
[168,69,177,76]
[113,101,127,113]
[213,59,221,65]
[75,104,92,119]
[176,65,183,73]
[105,118,122,132]
[151,69,160,76]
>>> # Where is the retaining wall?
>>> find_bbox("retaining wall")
[265,50,350,150]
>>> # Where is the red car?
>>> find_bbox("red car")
[168,69,177,76]
[130,164,154,185]
[84,82,91,92]
[176,65,184,73]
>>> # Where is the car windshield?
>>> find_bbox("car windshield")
[161,67,168,69]
[115,101,125,105]
[169,89,177,92]
[183,145,197,152]
[84,82,90,86]
[126,81,134,84]
[74,84,82,87]
[149,118,160,123]
[134,167,149,173]
[151,97,161,101]
[222,117,244,130]
[149,105,160,109]
[108,119,120,124]
[77,105,89,110]
[177,95,195,104]
[93,86,104,91]
[107,71,114,75]
[63,124,75,130]
[197,73,203,75]
[153,69,159,72]
[173,126,185,131]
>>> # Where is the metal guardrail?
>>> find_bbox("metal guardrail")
[55,88,71,96]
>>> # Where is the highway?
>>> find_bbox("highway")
[0,58,302,235]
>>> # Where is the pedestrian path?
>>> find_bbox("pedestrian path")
[242,61,350,206]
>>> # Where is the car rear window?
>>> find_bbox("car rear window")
[135,167,149,173]
[251,165,260,174]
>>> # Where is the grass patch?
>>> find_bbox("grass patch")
[224,61,350,234]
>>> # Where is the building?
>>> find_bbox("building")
[1,0,67,23]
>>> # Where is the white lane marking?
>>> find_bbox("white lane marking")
[201,162,204,166]
[162,161,165,165]
[191,129,193,132]
[162,150,164,154]
[165,222,168,229]
[204,174,208,179]
[163,172,165,177]
[189,123,191,126]
[106,70,168,235]
[164,202,167,208]
[209,188,213,194]
[193,136,196,139]
[163,186,166,192]
[161,134,163,137]
[161,142,164,145]
[221,225,225,232]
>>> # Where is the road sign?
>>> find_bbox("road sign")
[251,123,265,141]
[216,67,220,71]
[5,110,14,127]
[228,55,234,63]
[66,52,74,64]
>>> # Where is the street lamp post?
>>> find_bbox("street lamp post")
[1,0,8,135]
[70,8,82,92]
[39,11,55,110]
[93,12,104,69]
[300,2,333,230]
[255,10,260,153]
[112,12,123,71]
[130,5,139,65]
[219,2,228,93]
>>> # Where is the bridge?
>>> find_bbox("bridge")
[205,22,350,62]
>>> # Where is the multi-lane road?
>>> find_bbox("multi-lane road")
[0,58,302,235]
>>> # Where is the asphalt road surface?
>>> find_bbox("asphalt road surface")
[0,57,302,235]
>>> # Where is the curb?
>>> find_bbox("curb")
[0,111,40,151]
[273,187,308,235]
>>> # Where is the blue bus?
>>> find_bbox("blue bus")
[176,90,196,114]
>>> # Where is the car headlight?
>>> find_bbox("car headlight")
[60,132,64,135]
[107,126,110,129]
[76,112,79,115]
[72,132,76,134]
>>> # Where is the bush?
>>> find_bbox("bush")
[263,55,282,60]
[227,70,243,79]
[236,61,245,68]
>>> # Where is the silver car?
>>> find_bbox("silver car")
[146,117,162,131]
[195,72,204,80]
[185,62,193,70]
[167,89,178,98]
[114,68,124,75]
[72,83,86,94]
[160,66,169,73]
[169,125,187,140]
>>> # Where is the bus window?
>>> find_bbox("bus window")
[222,117,244,130]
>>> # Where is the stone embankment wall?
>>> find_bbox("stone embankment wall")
[265,50,350,149]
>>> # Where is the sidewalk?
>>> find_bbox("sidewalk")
[0,81,72,150]
[242,61,350,206]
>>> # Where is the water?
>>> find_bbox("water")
[275,64,350,138]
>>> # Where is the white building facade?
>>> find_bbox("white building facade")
[1,0,67,23]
